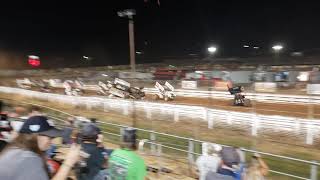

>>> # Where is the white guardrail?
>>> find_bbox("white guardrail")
[0,86,319,145]
[58,84,320,104]
[144,88,320,104]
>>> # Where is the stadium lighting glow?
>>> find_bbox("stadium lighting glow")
[83,56,89,59]
[272,45,283,51]
[243,45,250,48]
[253,46,260,49]
[207,46,217,53]
[136,51,142,55]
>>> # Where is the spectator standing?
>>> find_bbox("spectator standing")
[27,105,43,117]
[0,116,81,180]
[76,123,104,180]
[206,171,234,180]
[243,153,269,180]
[217,146,241,178]
[196,144,222,180]
[62,117,75,145]
[108,127,147,180]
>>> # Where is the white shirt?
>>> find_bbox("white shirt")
[196,154,221,180]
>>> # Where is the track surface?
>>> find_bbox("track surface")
[146,95,320,119]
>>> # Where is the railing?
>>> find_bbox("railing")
[144,88,320,104]
[3,98,319,180]
[0,86,319,145]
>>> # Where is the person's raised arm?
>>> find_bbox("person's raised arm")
[51,144,81,180]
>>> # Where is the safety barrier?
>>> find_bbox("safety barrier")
[0,86,319,145]
[4,98,319,180]
[144,88,320,104]
[51,83,320,104]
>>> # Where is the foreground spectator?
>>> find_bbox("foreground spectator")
[108,127,147,180]
[217,146,241,178]
[76,123,104,180]
[196,144,222,180]
[206,171,234,180]
[0,116,81,180]
[243,153,269,180]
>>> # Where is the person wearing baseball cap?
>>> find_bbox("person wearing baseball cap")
[76,123,105,180]
[108,127,147,180]
[0,116,82,180]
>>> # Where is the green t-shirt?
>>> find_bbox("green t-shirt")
[108,149,147,180]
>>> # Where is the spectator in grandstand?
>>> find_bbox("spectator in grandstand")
[62,117,75,145]
[0,101,11,152]
[217,146,241,178]
[0,115,82,180]
[107,127,147,180]
[243,153,269,180]
[196,143,222,180]
[27,105,43,117]
[76,123,105,180]
[206,171,234,180]
[7,106,27,119]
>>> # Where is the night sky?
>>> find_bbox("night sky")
[0,1,319,68]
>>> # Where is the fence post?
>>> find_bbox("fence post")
[86,101,92,110]
[150,132,156,154]
[227,112,232,125]
[239,148,246,163]
[252,115,259,136]
[174,108,179,122]
[208,117,214,129]
[145,103,152,119]
[103,102,109,112]
[120,127,125,142]
[310,161,318,180]
[123,104,129,115]
[188,139,195,164]
[306,124,314,145]
[157,143,162,156]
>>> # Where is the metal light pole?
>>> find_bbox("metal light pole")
[118,9,136,72]
[272,44,284,65]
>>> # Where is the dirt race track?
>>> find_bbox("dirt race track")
[145,95,320,119]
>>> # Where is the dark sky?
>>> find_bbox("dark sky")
[0,1,319,67]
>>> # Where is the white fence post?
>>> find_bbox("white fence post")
[306,123,314,145]
[227,112,232,125]
[188,139,195,164]
[174,108,179,122]
[150,132,156,154]
[157,143,162,156]
[205,108,214,129]
[310,161,318,180]
[144,103,152,119]
[252,115,259,136]
[120,127,125,142]
[208,117,214,129]
[103,102,109,112]
[86,101,92,110]
[123,104,129,116]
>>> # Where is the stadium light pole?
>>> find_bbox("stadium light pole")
[272,45,283,52]
[118,9,136,72]
[207,46,217,54]
[272,44,284,65]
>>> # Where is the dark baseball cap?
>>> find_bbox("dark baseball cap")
[20,116,62,138]
[81,123,100,139]
[123,127,136,143]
